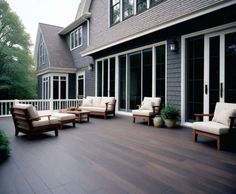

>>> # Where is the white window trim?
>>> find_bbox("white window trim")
[76,71,86,99]
[70,26,83,51]
[42,75,50,99]
[39,41,46,66]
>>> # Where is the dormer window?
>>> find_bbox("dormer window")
[38,38,46,66]
[70,26,83,50]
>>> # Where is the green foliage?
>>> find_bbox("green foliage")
[0,0,36,100]
[0,129,10,161]
[161,104,180,120]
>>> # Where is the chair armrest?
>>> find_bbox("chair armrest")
[194,113,214,121]
[137,104,141,109]
[152,105,160,115]
[229,116,236,129]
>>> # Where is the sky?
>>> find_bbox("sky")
[7,0,81,51]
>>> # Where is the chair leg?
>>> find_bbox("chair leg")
[148,117,151,126]
[73,121,75,127]
[217,136,221,150]
[15,129,19,136]
[55,129,58,136]
[193,130,198,142]
[133,117,135,123]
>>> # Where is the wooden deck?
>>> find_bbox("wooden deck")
[0,115,236,194]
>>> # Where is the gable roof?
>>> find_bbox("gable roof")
[75,0,92,19]
[38,23,75,70]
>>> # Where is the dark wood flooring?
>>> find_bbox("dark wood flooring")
[0,115,236,194]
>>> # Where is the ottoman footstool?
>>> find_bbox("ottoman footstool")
[52,112,76,129]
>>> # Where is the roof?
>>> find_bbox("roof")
[38,23,75,70]
[75,0,92,19]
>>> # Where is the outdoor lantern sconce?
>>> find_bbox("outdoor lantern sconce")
[88,63,94,71]
[169,41,178,52]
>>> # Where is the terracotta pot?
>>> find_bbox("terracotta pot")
[153,116,163,127]
[164,119,176,128]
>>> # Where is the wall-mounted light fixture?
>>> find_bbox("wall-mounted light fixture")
[88,63,94,71]
[169,41,178,52]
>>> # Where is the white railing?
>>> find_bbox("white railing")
[0,99,82,117]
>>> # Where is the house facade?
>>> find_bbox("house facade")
[35,0,236,124]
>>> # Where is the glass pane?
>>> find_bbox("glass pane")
[110,57,116,97]
[129,52,141,110]
[143,49,152,97]
[53,80,59,99]
[137,0,147,13]
[123,0,134,19]
[97,61,102,96]
[225,32,236,103]
[112,0,120,6]
[186,36,204,122]
[156,45,165,103]
[119,55,126,110]
[111,4,120,24]
[150,0,162,6]
[103,59,108,96]
[61,80,66,99]
[209,36,220,114]
[78,79,84,99]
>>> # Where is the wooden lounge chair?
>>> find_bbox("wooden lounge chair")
[132,97,161,126]
[11,104,60,138]
[192,102,236,150]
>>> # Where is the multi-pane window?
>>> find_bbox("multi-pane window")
[77,74,85,99]
[42,76,50,99]
[110,0,163,25]
[70,27,82,50]
[110,0,120,25]
[136,0,147,13]
[38,40,46,66]
[123,0,134,19]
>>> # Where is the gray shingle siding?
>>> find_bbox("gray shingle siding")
[166,38,181,110]
[87,0,230,53]
[85,70,95,97]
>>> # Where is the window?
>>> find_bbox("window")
[42,76,50,99]
[110,0,120,25]
[136,0,147,13]
[52,75,68,100]
[70,27,82,50]
[38,39,46,66]
[123,0,134,19]
[77,74,85,99]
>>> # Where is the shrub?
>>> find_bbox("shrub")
[161,104,180,120]
[0,129,10,161]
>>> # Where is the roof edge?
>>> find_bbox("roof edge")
[59,12,91,35]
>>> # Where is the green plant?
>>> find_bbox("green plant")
[0,129,10,161]
[161,104,180,120]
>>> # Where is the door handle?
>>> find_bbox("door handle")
[205,85,208,95]
[220,83,223,98]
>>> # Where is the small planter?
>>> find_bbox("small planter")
[164,119,176,128]
[153,116,163,127]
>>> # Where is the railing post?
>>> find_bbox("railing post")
[50,98,53,111]
[14,99,19,105]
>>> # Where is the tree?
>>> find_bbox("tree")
[0,0,36,100]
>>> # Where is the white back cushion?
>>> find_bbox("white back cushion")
[212,102,236,126]
[14,104,40,120]
[143,97,161,107]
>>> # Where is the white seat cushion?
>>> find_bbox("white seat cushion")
[132,109,154,116]
[51,113,76,121]
[193,121,229,135]
[32,116,59,127]
[80,106,106,112]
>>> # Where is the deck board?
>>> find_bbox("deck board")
[0,115,236,194]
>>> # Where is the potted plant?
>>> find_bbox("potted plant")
[161,104,180,128]
[153,115,163,127]
[0,129,10,161]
